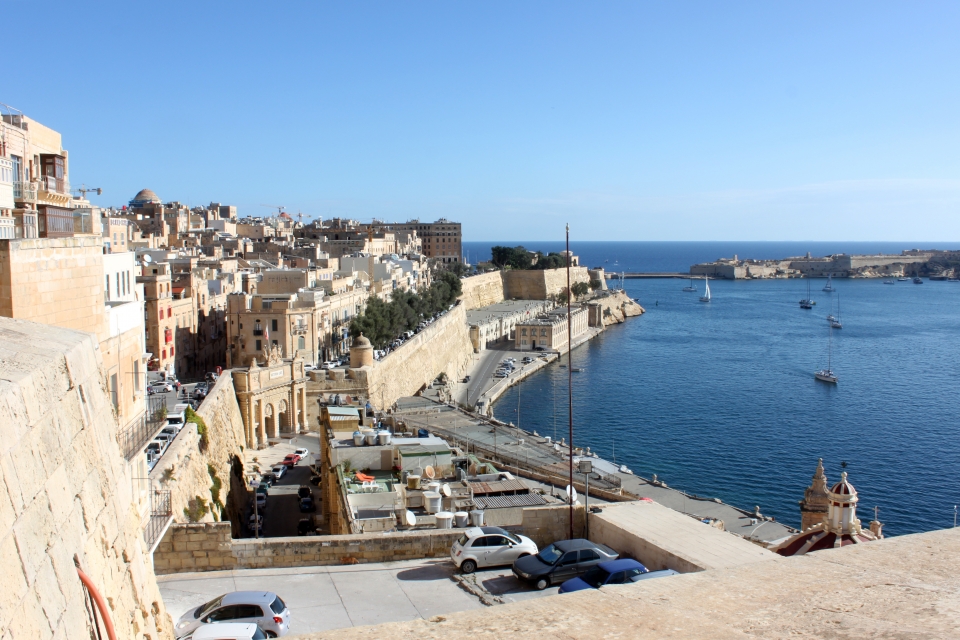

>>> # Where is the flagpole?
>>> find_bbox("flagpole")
[566,223,574,539]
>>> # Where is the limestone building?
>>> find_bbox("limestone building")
[386,218,461,263]
[232,346,308,448]
[514,305,589,352]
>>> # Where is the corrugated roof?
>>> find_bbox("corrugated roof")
[474,494,546,509]
[469,478,529,494]
[327,407,360,416]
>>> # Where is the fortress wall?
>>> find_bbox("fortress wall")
[503,266,591,300]
[459,271,505,309]
[150,374,248,534]
[365,303,473,409]
[0,318,172,639]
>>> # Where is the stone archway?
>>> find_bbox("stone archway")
[278,399,290,434]
[264,402,277,439]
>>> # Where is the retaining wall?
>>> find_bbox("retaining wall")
[460,271,505,309]
[503,267,591,300]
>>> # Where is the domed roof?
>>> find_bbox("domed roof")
[130,188,161,205]
[829,472,857,497]
[353,333,372,348]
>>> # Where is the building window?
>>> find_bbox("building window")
[105,275,110,301]
[167,307,172,318]
[271,319,278,332]
[162,349,166,359]
[298,336,305,350]
[521,328,527,336]
[256,339,262,351]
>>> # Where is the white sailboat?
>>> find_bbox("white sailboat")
[699,276,711,302]
[815,325,838,384]
[683,278,697,292]
[822,274,835,292]
[830,293,843,329]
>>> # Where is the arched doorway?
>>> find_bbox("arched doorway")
[264,403,277,439]
[278,399,290,434]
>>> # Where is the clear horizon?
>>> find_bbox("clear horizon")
[7,2,960,242]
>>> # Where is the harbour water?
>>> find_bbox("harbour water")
[479,243,960,536]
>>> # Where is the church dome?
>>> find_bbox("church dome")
[129,188,161,207]
[829,472,857,497]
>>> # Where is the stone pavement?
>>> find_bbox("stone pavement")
[157,559,487,634]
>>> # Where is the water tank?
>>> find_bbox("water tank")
[407,475,421,490]
[417,428,430,438]
[426,481,441,494]
[352,431,363,446]
[469,510,484,527]
[364,432,377,446]
[377,430,391,446]
[423,491,442,514]
[435,511,453,529]
[454,511,469,527]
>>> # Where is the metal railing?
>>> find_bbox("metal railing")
[118,395,168,460]
[143,489,173,550]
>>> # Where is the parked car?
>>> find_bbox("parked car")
[184,622,268,640]
[148,382,173,394]
[297,518,315,536]
[247,514,264,535]
[254,493,266,510]
[271,464,286,479]
[294,448,310,458]
[175,591,290,638]
[299,496,315,512]
[558,559,649,593]
[160,427,178,440]
[632,568,680,581]
[534,346,546,352]
[255,483,269,496]
[259,473,277,487]
[297,485,312,499]
[512,539,619,590]
[451,527,538,574]
[303,364,317,372]
[282,454,300,467]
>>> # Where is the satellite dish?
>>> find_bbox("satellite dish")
[404,510,417,527]
[424,466,436,479]
[565,485,578,504]
[441,483,451,497]
[142,254,152,264]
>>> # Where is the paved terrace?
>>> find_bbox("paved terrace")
[393,396,795,544]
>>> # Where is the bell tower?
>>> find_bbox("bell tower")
[799,458,830,531]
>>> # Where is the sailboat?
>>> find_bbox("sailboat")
[800,280,813,309]
[699,276,711,302]
[830,293,843,329]
[683,278,697,292]
[815,325,838,384]
[822,275,835,292]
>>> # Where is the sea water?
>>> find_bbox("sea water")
[470,242,960,535]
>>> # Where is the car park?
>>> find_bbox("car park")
[271,465,286,479]
[558,559,649,593]
[451,527,538,574]
[513,539,619,590]
[175,591,290,638]
[183,622,268,640]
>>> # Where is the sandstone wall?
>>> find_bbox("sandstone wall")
[459,271,505,309]
[503,266,591,300]
[593,290,645,326]
[149,374,247,533]
[0,318,172,639]
[365,303,473,409]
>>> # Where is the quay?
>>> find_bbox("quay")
[393,394,796,545]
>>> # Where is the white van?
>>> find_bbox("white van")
[166,406,188,432]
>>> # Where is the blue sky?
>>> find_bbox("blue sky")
[8,2,960,241]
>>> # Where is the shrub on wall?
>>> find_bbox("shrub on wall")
[183,496,208,522]
[186,406,208,452]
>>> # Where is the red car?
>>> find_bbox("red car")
[282,454,301,467]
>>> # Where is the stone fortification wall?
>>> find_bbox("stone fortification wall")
[0,318,172,639]
[503,266,590,300]
[154,503,582,574]
[365,303,473,409]
[592,290,645,326]
[150,374,247,534]
[459,271,505,309]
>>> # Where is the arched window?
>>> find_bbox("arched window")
[298,336,305,350]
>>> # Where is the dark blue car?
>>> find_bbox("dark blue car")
[558,558,650,593]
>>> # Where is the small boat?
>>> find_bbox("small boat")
[913,277,923,284]
[699,276,711,302]
[826,314,836,322]
[815,325,838,384]
[831,294,842,329]
[883,280,895,285]
[571,368,585,372]
[949,278,959,282]
[682,278,697,292]
[898,277,908,282]
[800,280,814,309]
[822,275,835,292]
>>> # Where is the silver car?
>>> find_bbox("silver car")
[175,591,290,638]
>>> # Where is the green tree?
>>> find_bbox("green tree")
[572,281,590,298]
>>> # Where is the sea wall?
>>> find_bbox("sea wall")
[503,266,591,300]
[592,290,645,326]
[0,318,172,639]
[149,373,248,535]
[459,271,505,309]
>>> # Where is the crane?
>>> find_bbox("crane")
[259,204,285,216]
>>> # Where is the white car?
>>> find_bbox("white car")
[175,591,290,638]
[451,526,538,574]
[294,448,310,458]
[184,623,267,640]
